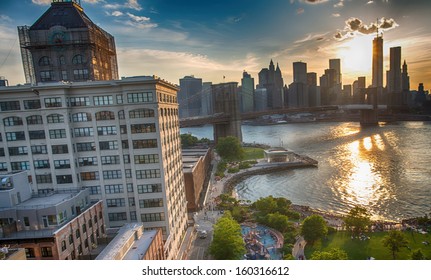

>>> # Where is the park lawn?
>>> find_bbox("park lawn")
[242,147,265,161]
[305,231,431,260]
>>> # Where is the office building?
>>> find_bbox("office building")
[18,0,118,84]
[201,82,213,116]
[293,62,307,84]
[0,76,188,260]
[258,60,284,109]
[372,35,384,88]
[0,172,105,260]
[178,76,203,118]
[329,59,342,85]
[240,71,255,113]
[386,46,403,107]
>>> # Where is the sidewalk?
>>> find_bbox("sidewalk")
[292,236,307,260]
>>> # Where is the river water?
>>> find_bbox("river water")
[181,122,431,221]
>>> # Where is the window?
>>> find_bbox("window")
[52,144,68,154]
[103,170,122,180]
[49,129,67,139]
[3,116,23,126]
[76,142,96,152]
[47,114,64,123]
[82,224,87,233]
[54,159,70,169]
[128,197,135,206]
[99,140,118,150]
[118,110,125,119]
[97,126,117,136]
[11,161,30,171]
[139,198,163,208]
[134,154,159,164]
[131,123,156,134]
[26,115,43,125]
[137,184,162,194]
[40,70,55,82]
[25,248,35,259]
[88,185,101,195]
[72,112,92,122]
[61,70,68,80]
[24,217,30,227]
[101,155,120,165]
[78,156,97,166]
[122,140,129,149]
[34,160,50,169]
[127,92,153,103]
[44,97,62,108]
[127,183,134,193]
[93,96,113,106]
[59,56,66,65]
[8,146,28,156]
[56,175,73,184]
[81,172,99,181]
[72,54,84,64]
[31,145,47,154]
[120,125,127,134]
[129,108,155,118]
[76,228,81,239]
[136,169,160,179]
[116,94,123,104]
[123,154,130,164]
[61,240,67,252]
[0,148,4,157]
[41,247,53,258]
[130,211,137,221]
[132,139,157,149]
[107,198,125,208]
[69,97,90,107]
[95,111,115,120]
[73,69,89,80]
[0,101,20,111]
[108,212,127,222]
[125,169,132,178]
[74,127,93,137]
[6,131,25,141]
[104,184,123,194]
[39,56,50,66]
[36,174,52,184]
[69,234,73,245]
[29,130,46,140]
[24,100,41,110]
[0,163,8,171]
[140,212,165,222]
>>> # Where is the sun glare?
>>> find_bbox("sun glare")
[337,35,374,79]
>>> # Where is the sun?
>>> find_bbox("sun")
[337,35,374,81]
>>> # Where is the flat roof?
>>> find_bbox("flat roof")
[122,230,158,260]
[16,193,74,209]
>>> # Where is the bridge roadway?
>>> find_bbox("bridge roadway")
[179,105,339,127]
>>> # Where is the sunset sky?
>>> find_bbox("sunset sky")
[0,0,430,90]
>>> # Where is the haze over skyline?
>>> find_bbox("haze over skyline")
[0,0,430,89]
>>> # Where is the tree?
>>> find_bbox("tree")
[382,230,408,260]
[411,249,426,260]
[180,133,198,148]
[310,248,348,260]
[266,213,290,233]
[209,212,246,260]
[344,206,371,236]
[301,215,328,246]
[215,136,244,161]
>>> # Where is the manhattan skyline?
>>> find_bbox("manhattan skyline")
[0,0,430,89]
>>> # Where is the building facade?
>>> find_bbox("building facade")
[18,0,119,84]
[0,76,188,259]
[178,76,203,118]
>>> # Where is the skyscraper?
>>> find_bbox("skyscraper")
[372,35,384,88]
[240,71,255,113]
[387,46,402,106]
[293,62,307,84]
[402,60,410,106]
[178,76,203,118]
[18,0,118,84]
[258,60,284,109]
[329,59,342,85]
[289,62,309,107]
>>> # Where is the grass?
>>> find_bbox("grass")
[305,231,431,260]
[243,147,265,161]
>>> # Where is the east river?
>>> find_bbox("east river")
[181,122,431,222]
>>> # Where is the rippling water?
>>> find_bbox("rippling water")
[181,122,431,221]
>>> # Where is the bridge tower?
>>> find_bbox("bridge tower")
[360,87,378,126]
[211,82,242,143]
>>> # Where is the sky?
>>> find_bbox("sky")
[0,0,430,90]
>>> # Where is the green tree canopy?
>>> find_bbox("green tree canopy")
[310,248,348,260]
[301,215,328,246]
[411,249,426,260]
[382,230,408,260]
[180,133,198,148]
[209,212,246,260]
[215,136,244,161]
[344,206,371,236]
[266,212,291,233]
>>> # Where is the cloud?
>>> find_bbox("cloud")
[104,0,142,11]
[296,8,305,15]
[334,1,344,8]
[0,15,12,22]
[332,13,341,17]
[111,11,123,17]
[226,16,244,24]
[126,13,150,22]
[294,32,329,44]
[334,17,399,40]
[366,1,374,4]
[301,0,330,4]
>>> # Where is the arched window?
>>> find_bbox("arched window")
[47,114,64,123]
[38,56,50,66]
[129,108,155,119]
[26,115,43,125]
[72,112,92,122]
[72,54,84,65]
[3,116,23,126]
[95,111,115,121]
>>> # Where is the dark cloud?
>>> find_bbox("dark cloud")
[334,17,399,40]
